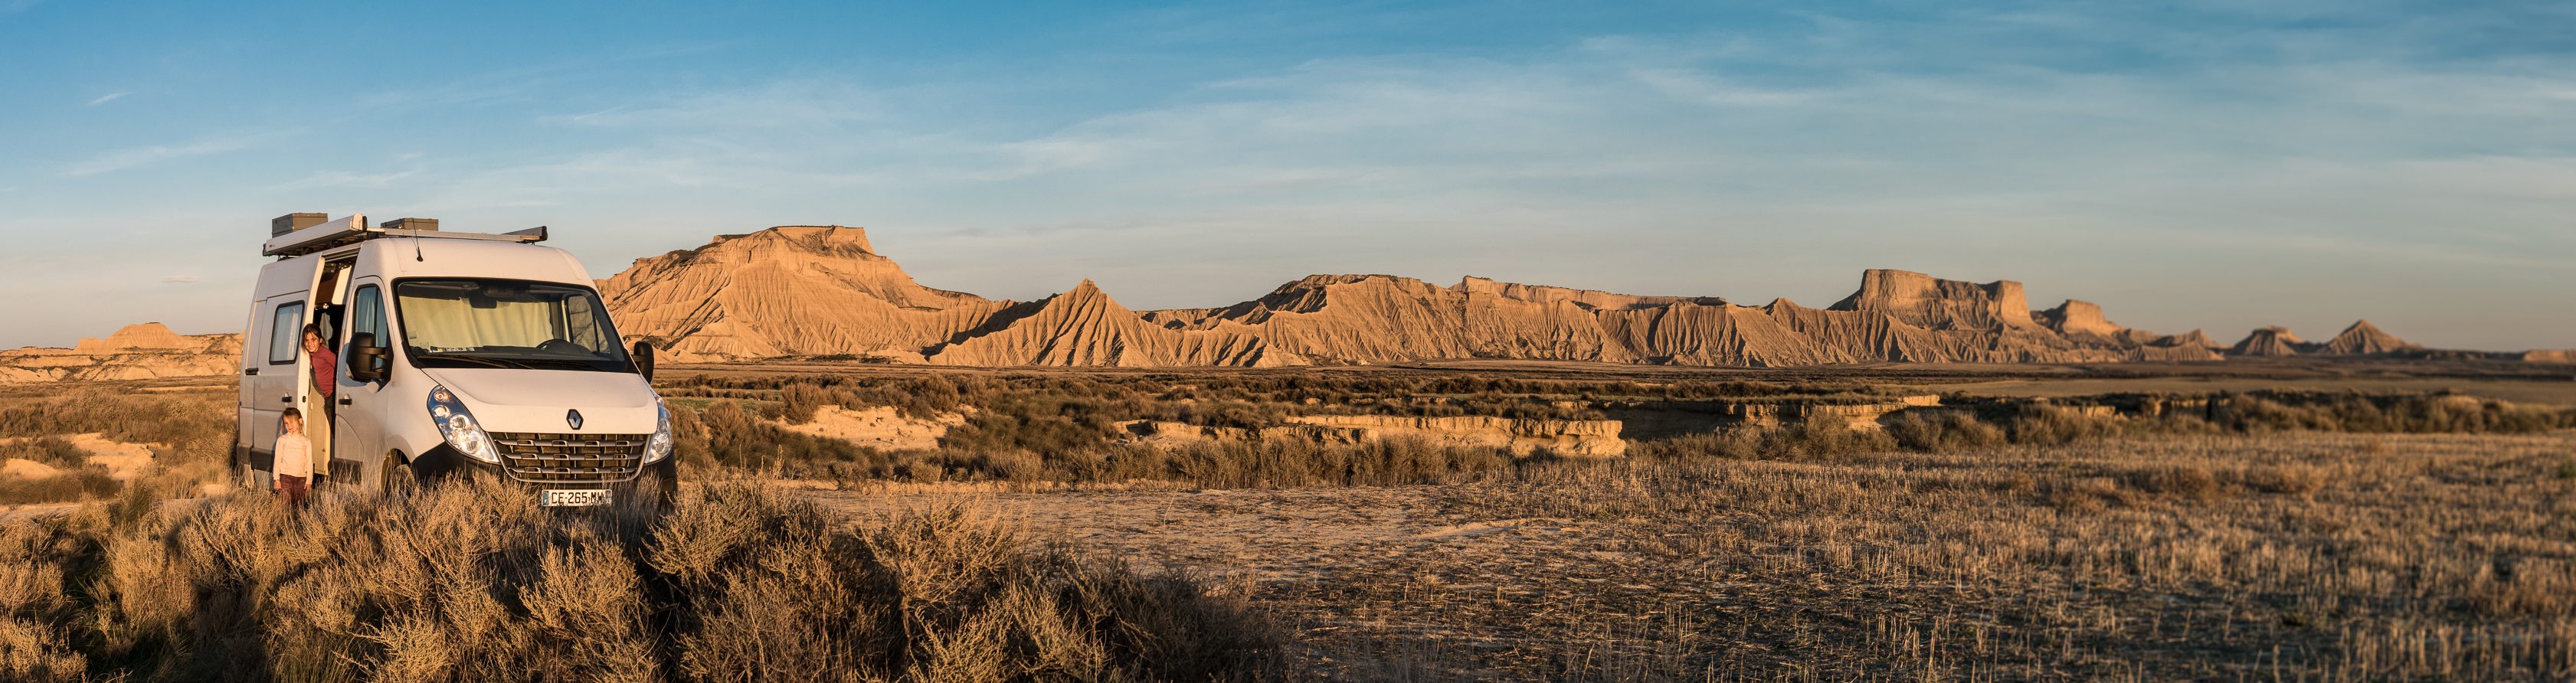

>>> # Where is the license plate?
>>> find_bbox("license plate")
[541,489,612,507]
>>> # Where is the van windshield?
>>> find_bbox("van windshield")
[394,279,634,373]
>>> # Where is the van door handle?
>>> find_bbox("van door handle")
[244,369,259,376]
[338,398,352,405]
[280,397,291,404]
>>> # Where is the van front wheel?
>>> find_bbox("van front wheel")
[381,454,417,494]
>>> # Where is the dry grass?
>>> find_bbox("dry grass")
[9,373,2573,680]
[1257,430,2576,681]
[0,387,234,505]
[0,479,1280,682]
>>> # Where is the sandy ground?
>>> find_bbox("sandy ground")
[0,433,162,480]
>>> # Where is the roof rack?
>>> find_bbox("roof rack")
[263,214,548,257]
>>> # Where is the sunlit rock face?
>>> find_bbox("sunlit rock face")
[600,226,2226,368]
[597,226,1008,362]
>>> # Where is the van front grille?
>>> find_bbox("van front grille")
[486,432,649,484]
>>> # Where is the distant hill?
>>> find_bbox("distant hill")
[0,323,241,383]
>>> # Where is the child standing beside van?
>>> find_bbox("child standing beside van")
[274,409,312,508]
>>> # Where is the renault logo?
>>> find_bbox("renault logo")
[566,409,584,430]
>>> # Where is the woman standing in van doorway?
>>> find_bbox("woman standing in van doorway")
[274,409,311,508]
[302,323,335,480]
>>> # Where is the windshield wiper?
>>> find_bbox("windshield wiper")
[418,353,532,370]
[514,358,614,371]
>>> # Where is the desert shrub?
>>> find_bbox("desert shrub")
[1143,437,1514,488]
[673,402,879,472]
[2132,466,2224,499]
[1887,413,2008,453]
[2046,477,2132,515]
[0,479,1281,682]
[0,436,135,505]
[2201,391,2576,433]
[0,470,121,507]
[669,403,716,474]
[0,436,86,470]
[941,411,1116,456]
[2005,405,2126,446]
[2229,463,2326,495]
[660,374,2576,492]
[889,376,966,418]
[779,382,836,424]
[1628,433,1761,461]
[1629,422,1899,462]
[869,437,1518,489]
[0,387,231,447]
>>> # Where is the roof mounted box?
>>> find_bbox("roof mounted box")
[271,213,329,237]
[263,214,546,257]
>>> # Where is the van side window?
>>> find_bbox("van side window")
[267,302,306,364]
[350,286,386,348]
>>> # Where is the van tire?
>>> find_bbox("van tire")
[381,454,417,494]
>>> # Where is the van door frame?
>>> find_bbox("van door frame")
[248,296,308,490]
[313,259,355,485]
[338,276,394,489]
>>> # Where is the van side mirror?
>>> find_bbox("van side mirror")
[347,333,389,383]
[632,341,656,381]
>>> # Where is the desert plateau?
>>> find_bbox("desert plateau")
[9,2,2572,681]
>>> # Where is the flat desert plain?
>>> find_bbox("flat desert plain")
[806,430,2576,680]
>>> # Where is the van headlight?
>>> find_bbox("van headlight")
[427,386,502,463]
[643,397,673,465]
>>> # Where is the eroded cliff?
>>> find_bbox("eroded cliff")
[601,227,2245,368]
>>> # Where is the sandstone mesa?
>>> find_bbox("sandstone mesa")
[0,323,240,384]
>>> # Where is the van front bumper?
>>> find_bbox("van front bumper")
[412,443,679,504]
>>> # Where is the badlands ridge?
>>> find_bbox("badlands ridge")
[597,225,2437,368]
[13,224,2565,381]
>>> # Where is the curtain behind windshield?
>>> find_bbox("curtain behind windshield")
[402,292,552,351]
[394,280,630,371]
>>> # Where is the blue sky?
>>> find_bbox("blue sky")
[3,1,2571,351]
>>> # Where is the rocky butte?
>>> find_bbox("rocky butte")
[0,323,241,383]
[594,225,2459,368]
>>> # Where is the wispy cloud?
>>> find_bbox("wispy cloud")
[160,275,201,283]
[87,90,130,106]
[362,42,727,109]
[1,0,42,15]
[62,135,274,176]
[273,170,417,190]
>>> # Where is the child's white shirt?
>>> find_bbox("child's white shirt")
[275,433,313,479]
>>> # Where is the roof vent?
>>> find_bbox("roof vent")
[379,217,440,231]
[270,213,329,237]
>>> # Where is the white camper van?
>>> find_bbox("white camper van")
[237,213,674,506]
